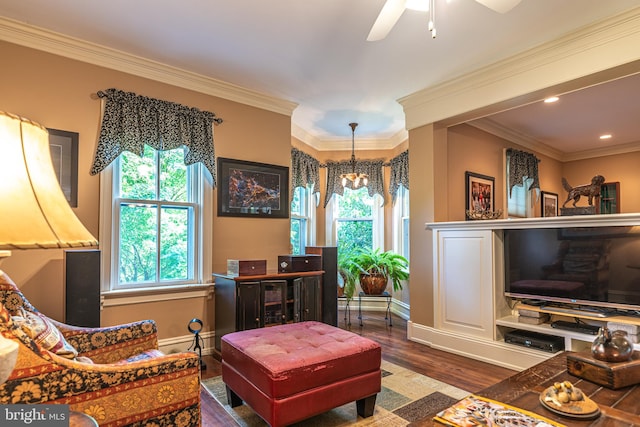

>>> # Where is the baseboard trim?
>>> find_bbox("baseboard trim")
[407,321,550,371]
[159,330,215,357]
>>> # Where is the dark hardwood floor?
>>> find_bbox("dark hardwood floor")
[199,310,517,426]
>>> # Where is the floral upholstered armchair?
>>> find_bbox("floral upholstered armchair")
[0,271,201,426]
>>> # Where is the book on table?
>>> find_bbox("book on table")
[434,394,565,427]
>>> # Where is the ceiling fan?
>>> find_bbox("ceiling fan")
[367,0,522,41]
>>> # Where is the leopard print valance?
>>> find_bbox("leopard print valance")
[389,150,409,204]
[90,88,222,184]
[507,148,540,196]
[291,148,320,199]
[324,159,385,207]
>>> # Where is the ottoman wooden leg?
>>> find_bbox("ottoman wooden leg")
[226,385,243,408]
[356,394,377,418]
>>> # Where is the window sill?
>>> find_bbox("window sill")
[102,283,214,307]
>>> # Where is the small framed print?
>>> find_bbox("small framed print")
[541,191,558,217]
[465,171,494,214]
[48,128,79,207]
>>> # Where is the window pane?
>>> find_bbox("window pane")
[402,217,410,259]
[291,187,303,215]
[338,187,372,217]
[160,148,188,202]
[337,220,372,254]
[290,217,305,255]
[120,149,156,200]
[119,203,157,284]
[160,206,192,280]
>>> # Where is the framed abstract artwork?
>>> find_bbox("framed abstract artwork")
[217,157,289,218]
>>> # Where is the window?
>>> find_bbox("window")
[100,146,212,290]
[326,187,383,255]
[290,185,316,255]
[393,186,410,260]
[506,156,533,218]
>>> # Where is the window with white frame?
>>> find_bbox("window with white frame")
[393,186,410,260]
[326,187,383,255]
[290,185,316,255]
[101,146,212,290]
[506,152,533,218]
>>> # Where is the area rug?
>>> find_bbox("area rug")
[201,360,470,426]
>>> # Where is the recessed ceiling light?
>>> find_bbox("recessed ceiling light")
[543,96,559,103]
[599,134,612,140]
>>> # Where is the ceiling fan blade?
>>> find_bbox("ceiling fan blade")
[367,0,407,42]
[475,0,521,13]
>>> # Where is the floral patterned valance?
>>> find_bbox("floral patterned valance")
[389,150,409,204]
[507,148,540,196]
[291,148,320,198]
[324,159,385,207]
[90,88,222,184]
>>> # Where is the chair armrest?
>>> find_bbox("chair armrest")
[1,337,201,425]
[50,318,159,364]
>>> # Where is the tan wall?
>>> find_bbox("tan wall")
[562,152,640,213]
[0,41,291,341]
[447,124,565,220]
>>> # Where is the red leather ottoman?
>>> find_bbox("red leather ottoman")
[221,321,381,426]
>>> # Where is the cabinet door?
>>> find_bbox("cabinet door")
[237,282,261,331]
[294,276,322,322]
[435,229,495,339]
[261,280,287,327]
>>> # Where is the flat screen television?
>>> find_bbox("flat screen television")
[503,225,640,314]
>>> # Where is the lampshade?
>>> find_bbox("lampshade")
[0,111,98,249]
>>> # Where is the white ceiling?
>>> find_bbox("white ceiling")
[0,0,639,150]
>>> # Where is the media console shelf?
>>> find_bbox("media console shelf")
[425,213,640,371]
[495,302,640,354]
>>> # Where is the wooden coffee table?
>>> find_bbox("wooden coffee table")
[424,351,640,426]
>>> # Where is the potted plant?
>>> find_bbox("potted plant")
[350,248,409,295]
[337,249,359,299]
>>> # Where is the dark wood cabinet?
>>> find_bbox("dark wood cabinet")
[214,271,323,350]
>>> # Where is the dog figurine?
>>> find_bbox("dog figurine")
[561,175,605,207]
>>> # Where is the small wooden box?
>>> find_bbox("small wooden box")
[227,259,267,277]
[277,255,322,273]
[567,350,640,389]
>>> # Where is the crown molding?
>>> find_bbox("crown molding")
[0,17,298,116]
[468,117,640,162]
[467,118,564,161]
[292,124,408,151]
[561,139,640,162]
[399,7,640,131]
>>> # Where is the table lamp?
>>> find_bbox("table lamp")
[0,111,98,384]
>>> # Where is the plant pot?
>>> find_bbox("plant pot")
[359,273,388,295]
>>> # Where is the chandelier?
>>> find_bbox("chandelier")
[340,122,368,188]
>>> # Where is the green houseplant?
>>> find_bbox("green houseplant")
[337,249,359,299]
[348,248,409,295]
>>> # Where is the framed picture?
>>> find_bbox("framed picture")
[217,157,289,218]
[541,191,558,217]
[48,128,79,207]
[465,171,494,215]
